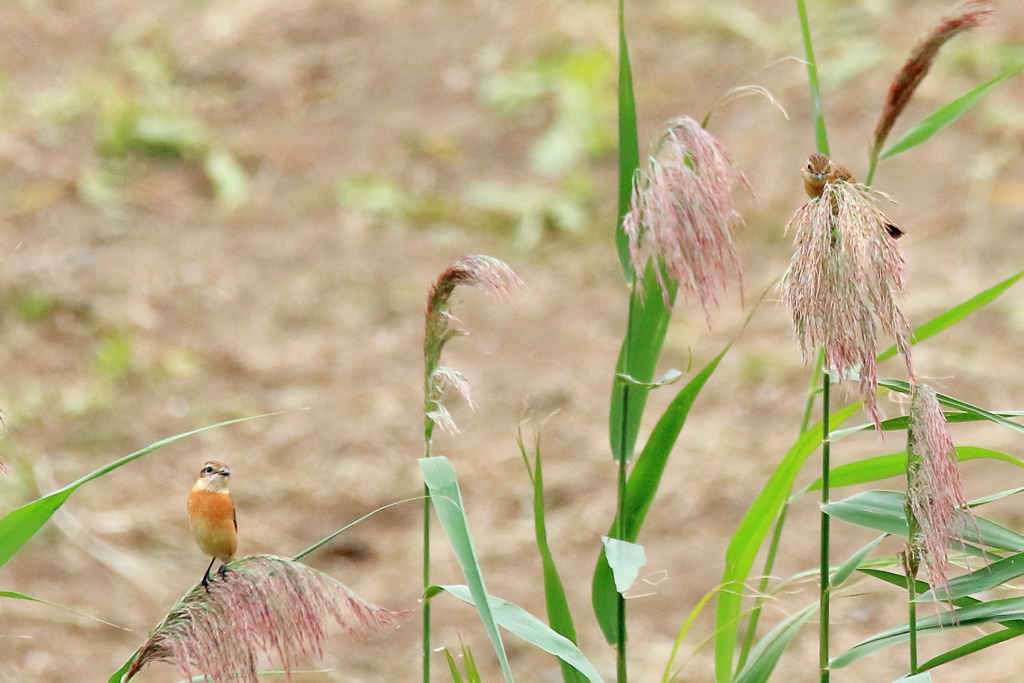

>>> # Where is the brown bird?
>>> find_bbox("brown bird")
[801,153,903,239]
[187,461,237,588]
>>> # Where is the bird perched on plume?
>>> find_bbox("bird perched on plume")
[802,152,904,239]
[187,461,237,588]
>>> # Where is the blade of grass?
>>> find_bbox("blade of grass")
[881,63,1024,158]
[420,457,514,683]
[611,267,676,464]
[436,585,605,683]
[713,405,858,683]
[614,0,639,282]
[918,628,1024,671]
[878,380,1024,435]
[734,602,817,683]
[832,596,1024,668]
[796,0,829,155]
[596,348,728,643]
[877,270,1024,362]
[519,430,585,683]
[823,490,1024,551]
[803,446,1024,493]
[0,414,267,570]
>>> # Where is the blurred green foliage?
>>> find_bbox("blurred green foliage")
[338,44,616,245]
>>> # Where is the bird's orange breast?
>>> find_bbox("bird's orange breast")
[187,489,237,562]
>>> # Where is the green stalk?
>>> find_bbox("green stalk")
[423,369,438,683]
[907,573,918,674]
[796,0,829,156]
[615,291,633,683]
[423,481,432,683]
[737,502,790,669]
[819,371,831,683]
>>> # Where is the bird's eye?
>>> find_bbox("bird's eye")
[203,466,213,474]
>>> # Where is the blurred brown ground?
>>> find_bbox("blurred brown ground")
[0,1,1023,682]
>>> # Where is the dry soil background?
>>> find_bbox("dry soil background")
[1,1,1024,682]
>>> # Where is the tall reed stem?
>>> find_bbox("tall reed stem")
[819,371,831,683]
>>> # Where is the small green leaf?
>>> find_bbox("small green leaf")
[882,63,1024,158]
[602,537,646,593]
[204,148,249,211]
[107,649,138,683]
[831,535,886,588]
[518,431,585,683]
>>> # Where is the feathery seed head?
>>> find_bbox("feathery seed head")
[424,256,521,435]
[780,179,913,429]
[872,0,992,160]
[622,116,744,324]
[906,384,972,598]
[126,555,405,682]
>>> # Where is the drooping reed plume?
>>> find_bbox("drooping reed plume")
[870,0,992,166]
[904,384,972,599]
[126,555,405,682]
[781,173,913,429]
[424,255,522,435]
[622,116,745,321]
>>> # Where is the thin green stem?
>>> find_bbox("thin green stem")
[819,371,831,683]
[615,297,633,683]
[423,481,432,683]
[796,0,829,156]
[907,572,918,675]
[737,501,790,670]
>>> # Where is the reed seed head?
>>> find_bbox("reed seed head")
[906,384,972,598]
[125,555,405,683]
[780,179,913,429]
[872,0,992,160]
[424,255,521,434]
[622,116,744,324]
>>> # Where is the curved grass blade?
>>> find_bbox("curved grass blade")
[919,627,1023,671]
[420,457,514,683]
[1,590,128,630]
[733,602,817,683]
[823,489,1024,552]
[831,535,886,588]
[614,0,639,281]
[661,586,722,683]
[611,269,676,463]
[437,585,605,683]
[713,405,858,683]
[832,596,1024,668]
[877,270,1024,362]
[803,446,1024,492]
[881,63,1024,159]
[0,415,266,570]
[923,550,1024,602]
[519,431,585,683]
[596,349,728,643]
[878,379,1024,435]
